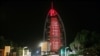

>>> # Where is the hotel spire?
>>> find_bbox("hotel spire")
[51,1,53,9]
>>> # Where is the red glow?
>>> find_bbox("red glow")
[50,17,61,52]
[50,38,61,52]
[49,9,57,16]
[50,18,61,37]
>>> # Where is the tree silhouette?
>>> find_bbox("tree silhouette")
[70,30,100,55]
[70,30,89,54]
[0,36,6,48]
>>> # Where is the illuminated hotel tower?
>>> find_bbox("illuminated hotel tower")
[43,2,66,53]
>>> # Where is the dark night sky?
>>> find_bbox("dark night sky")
[0,1,98,48]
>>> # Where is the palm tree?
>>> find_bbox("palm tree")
[70,30,89,55]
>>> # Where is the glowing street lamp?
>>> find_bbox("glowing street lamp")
[39,42,43,47]
[65,47,69,56]
[23,46,28,56]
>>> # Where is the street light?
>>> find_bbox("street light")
[39,42,43,47]
[65,47,69,56]
[23,46,28,56]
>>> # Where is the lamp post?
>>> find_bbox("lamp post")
[65,47,69,56]
[23,47,27,56]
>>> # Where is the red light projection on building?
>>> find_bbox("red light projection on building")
[50,17,61,52]
[48,7,62,52]
[49,9,57,16]
[48,2,57,17]
[50,17,61,37]
[43,2,66,53]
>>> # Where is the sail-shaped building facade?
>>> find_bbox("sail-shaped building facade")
[43,2,66,54]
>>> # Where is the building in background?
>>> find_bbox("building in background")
[0,46,31,56]
[17,47,31,56]
[4,46,11,56]
[0,46,11,56]
[40,41,50,55]
[0,49,4,56]
[43,2,66,55]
